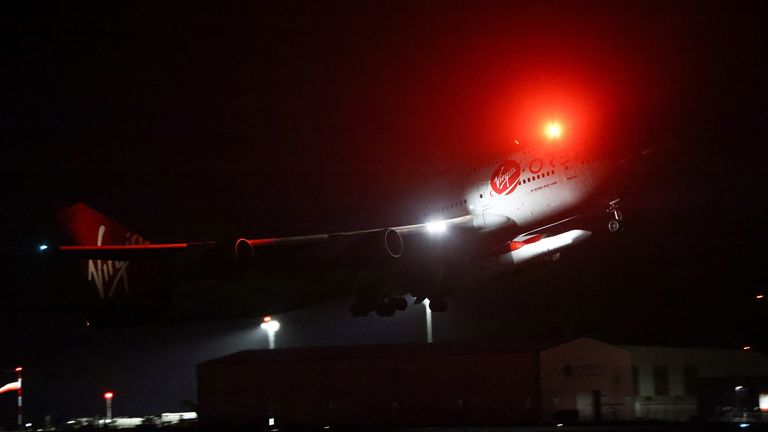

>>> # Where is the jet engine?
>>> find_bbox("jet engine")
[497,229,591,267]
[348,228,404,262]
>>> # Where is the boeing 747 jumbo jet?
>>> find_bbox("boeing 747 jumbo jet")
[49,122,646,324]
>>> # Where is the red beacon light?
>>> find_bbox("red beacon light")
[544,121,563,140]
[104,392,114,400]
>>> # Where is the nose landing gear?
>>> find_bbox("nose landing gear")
[607,199,624,233]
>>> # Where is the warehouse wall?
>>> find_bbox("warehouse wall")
[198,344,540,428]
[540,338,634,422]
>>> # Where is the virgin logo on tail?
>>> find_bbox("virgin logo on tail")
[87,225,130,299]
[489,160,521,196]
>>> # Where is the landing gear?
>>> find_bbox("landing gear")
[389,296,408,311]
[375,302,396,317]
[350,296,408,317]
[427,297,448,312]
[607,199,624,233]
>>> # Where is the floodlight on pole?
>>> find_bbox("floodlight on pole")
[260,316,281,350]
[104,392,114,421]
[423,299,433,344]
[15,367,22,431]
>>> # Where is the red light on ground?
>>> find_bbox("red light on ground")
[104,392,114,399]
[544,121,563,140]
[263,316,272,323]
[14,367,22,372]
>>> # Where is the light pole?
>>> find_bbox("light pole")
[260,316,281,350]
[423,299,433,344]
[104,392,114,421]
[15,367,22,432]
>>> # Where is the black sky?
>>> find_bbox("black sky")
[2,0,767,426]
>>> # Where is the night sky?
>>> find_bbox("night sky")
[2,1,767,427]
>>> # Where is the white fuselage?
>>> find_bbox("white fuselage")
[430,145,613,233]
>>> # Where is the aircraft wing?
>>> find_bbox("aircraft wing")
[56,202,475,262]
[234,215,475,259]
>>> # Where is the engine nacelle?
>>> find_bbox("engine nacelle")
[235,238,256,261]
[498,229,591,267]
[350,228,404,261]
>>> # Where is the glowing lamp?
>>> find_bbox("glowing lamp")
[260,318,280,333]
[15,367,22,372]
[757,294,764,300]
[104,392,114,400]
[743,346,751,351]
[38,244,48,251]
[544,121,563,140]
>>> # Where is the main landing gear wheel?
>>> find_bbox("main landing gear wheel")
[375,302,396,317]
[389,297,408,311]
[428,297,448,312]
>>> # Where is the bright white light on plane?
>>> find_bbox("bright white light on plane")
[38,244,48,251]
[426,220,447,234]
[544,121,563,140]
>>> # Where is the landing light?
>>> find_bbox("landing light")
[426,220,447,234]
[544,121,563,140]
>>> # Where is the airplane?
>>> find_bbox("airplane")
[45,121,646,324]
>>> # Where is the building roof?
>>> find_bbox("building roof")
[198,338,573,368]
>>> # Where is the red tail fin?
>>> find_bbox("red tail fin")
[58,203,150,247]
[57,203,151,300]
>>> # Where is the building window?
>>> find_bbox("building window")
[654,366,669,396]
[684,365,698,395]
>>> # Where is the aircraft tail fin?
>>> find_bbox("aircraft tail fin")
[53,203,181,326]
[58,202,150,248]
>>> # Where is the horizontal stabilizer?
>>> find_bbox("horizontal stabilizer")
[59,242,216,260]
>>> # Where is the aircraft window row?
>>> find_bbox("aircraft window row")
[440,199,468,212]
[521,169,555,185]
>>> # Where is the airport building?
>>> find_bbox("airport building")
[197,337,768,428]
